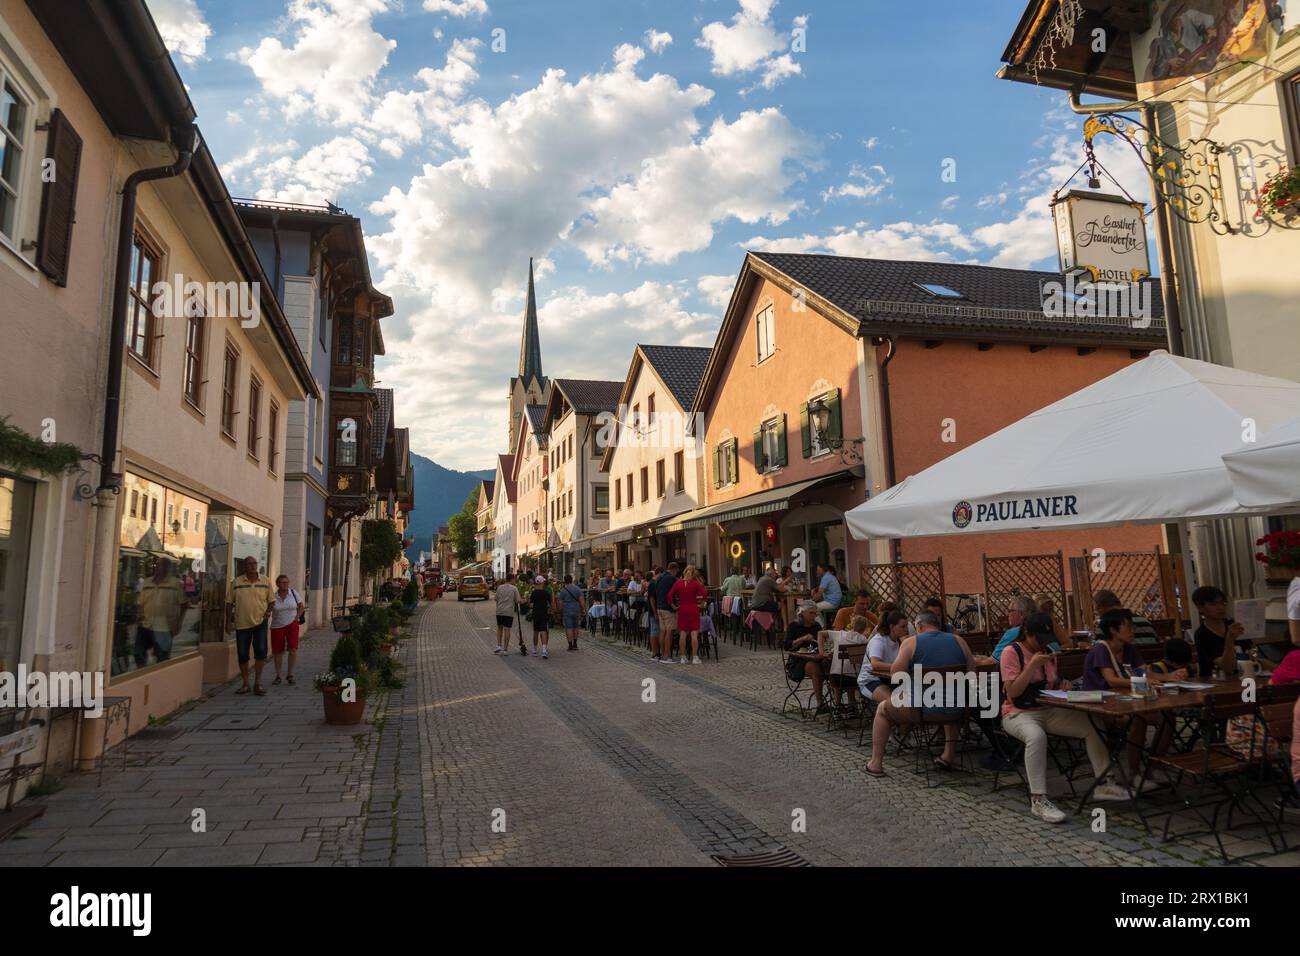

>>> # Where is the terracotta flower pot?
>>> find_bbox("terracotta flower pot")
[321,685,366,725]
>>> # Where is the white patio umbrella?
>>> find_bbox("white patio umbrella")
[1222,415,1300,511]
[846,351,1300,540]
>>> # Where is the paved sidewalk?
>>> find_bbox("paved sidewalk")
[0,621,381,867]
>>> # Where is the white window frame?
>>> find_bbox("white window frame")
[0,26,53,272]
[755,304,776,363]
[760,417,782,473]
[313,393,325,468]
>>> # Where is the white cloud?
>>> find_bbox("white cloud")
[146,0,212,63]
[377,280,718,469]
[822,163,891,202]
[423,0,488,15]
[940,194,960,210]
[230,136,374,204]
[697,274,737,309]
[748,123,1150,270]
[863,136,880,150]
[238,0,396,125]
[697,0,804,88]
[644,29,673,53]
[364,38,482,156]
[569,108,813,266]
[367,46,810,316]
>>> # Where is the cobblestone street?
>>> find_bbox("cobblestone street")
[3,600,1297,867]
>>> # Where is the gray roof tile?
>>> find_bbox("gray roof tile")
[638,345,712,412]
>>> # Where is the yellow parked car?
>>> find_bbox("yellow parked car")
[457,575,488,601]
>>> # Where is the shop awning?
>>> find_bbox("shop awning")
[680,472,853,530]
[583,527,635,549]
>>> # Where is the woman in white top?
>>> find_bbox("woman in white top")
[269,575,306,686]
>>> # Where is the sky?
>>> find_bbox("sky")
[146,0,1150,471]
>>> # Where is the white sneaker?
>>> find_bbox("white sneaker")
[691,656,702,665]
[661,656,674,664]
[531,648,539,657]
[1092,782,1132,802]
[679,656,688,665]
[493,646,502,654]
[1030,797,1067,824]
[541,649,549,659]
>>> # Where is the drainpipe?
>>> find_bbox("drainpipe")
[80,128,196,768]
[874,334,899,563]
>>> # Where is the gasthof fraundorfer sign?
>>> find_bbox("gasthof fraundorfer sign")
[1051,191,1151,285]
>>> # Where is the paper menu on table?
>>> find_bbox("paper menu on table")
[1233,598,1267,643]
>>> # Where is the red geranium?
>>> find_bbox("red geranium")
[1255,530,1300,568]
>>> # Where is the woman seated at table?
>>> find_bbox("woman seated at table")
[819,615,871,711]
[857,610,907,706]
[999,613,1129,823]
[1083,608,1174,781]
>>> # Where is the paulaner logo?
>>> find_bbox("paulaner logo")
[955,495,1079,526]
[50,886,151,936]
[0,667,104,718]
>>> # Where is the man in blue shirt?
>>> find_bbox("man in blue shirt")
[813,563,842,623]
[991,595,1064,662]
[650,562,680,663]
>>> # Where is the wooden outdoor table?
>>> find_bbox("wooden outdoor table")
[870,659,998,678]
[1040,678,1244,825]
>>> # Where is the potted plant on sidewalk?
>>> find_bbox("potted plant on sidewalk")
[314,633,374,725]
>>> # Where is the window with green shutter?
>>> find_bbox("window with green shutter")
[800,403,812,458]
[753,425,765,473]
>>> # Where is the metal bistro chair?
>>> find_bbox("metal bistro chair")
[827,643,867,736]
[1149,687,1295,863]
[900,663,977,789]
[779,646,819,720]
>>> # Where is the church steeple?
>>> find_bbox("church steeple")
[518,258,544,384]
[508,258,548,453]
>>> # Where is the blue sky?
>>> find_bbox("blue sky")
[147,0,1147,470]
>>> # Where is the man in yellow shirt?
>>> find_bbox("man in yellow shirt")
[136,558,185,666]
[226,555,272,695]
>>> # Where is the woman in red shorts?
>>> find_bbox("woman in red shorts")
[270,575,306,686]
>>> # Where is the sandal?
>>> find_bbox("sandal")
[286,675,296,685]
[272,676,282,685]
[864,765,887,778]
[933,757,955,771]
[253,685,267,696]
[234,686,251,695]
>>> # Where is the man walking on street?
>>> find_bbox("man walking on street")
[226,555,272,696]
[494,572,521,655]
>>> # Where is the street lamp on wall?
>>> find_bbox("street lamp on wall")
[807,398,864,465]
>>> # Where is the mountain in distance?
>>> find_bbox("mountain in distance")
[404,453,494,560]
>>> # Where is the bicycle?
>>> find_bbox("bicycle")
[950,593,985,633]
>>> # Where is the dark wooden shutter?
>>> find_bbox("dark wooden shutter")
[753,426,765,473]
[36,109,83,287]
[799,402,812,458]
[827,389,843,449]
[729,438,739,483]
[776,414,788,467]
[713,445,722,488]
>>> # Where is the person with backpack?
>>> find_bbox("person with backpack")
[998,612,1127,823]
[558,574,587,651]
[269,574,307,686]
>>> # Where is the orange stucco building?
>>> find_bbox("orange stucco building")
[691,251,1169,602]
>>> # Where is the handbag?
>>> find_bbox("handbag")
[291,589,306,626]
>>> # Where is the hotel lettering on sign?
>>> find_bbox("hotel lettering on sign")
[1051,191,1151,285]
